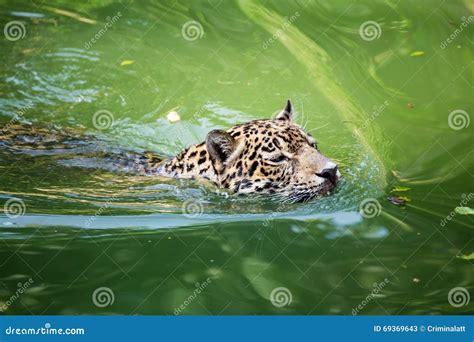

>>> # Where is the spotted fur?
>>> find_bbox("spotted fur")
[156,100,341,202]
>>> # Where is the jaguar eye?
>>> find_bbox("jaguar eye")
[269,154,289,163]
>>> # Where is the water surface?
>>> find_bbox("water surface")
[0,0,473,314]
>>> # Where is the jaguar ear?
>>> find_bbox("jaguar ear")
[275,99,294,121]
[206,130,236,170]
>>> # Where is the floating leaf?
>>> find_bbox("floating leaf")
[457,252,474,260]
[43,6,96,25]
[387,196,410,206]
[391,170,401,178]
[454,207,474,215]
[410,51,425,57]
[166,111,181,123]
[120,60,135,66]
[391,186,411,192]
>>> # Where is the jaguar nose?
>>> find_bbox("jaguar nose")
[316,166,338,185]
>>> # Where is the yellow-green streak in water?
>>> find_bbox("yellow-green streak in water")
[239,0,387,189]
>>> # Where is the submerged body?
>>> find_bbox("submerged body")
[0,101,341,202]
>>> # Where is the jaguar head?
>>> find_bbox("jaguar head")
[206,100,341,202]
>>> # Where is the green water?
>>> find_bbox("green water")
[0,0,473,315]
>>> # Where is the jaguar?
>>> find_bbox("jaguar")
[157,100,341,202]
[0,100,341,202]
